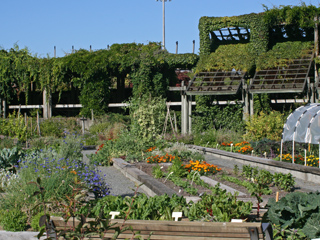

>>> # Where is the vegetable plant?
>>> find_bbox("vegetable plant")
[263,192,320,239]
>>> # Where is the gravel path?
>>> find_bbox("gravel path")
[204,153,320,193]
[82,150,146,197]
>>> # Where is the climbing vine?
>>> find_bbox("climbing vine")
[0,42,198,116]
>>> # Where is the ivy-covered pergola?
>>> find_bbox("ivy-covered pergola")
[180,4,320,134]
[0,43,198,118]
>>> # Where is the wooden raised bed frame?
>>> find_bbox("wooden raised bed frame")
[50,216,273,240]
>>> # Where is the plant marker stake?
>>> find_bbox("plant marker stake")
[292,140,295,164]
[191,171,200,186]
[251,150,254,156]
[164,172,173,183]
[276,192,279,202]
[263,152,267,158]
[305,149,307,166]
[230,143,233,152]
[109,211,120,219]
[216,143,219,149]
[172,212,182,221]
[280,139,283,161]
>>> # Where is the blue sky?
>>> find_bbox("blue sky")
[1,0,320,57]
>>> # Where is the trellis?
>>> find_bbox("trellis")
[186,70,246,95]
[249,49,314,94]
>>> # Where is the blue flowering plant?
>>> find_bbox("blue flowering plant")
[0,135,110,219]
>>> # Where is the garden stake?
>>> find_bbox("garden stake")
[280,139,283,161]
[164,172,173,183]
[276,192,279,202]
[304,149,307,166]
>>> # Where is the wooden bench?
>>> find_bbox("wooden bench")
[49,216,273,240]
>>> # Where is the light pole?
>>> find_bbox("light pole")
[157,0,171,50]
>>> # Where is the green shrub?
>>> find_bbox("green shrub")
[128,96,166,143]
[193,128,244,148]
[89,113,130,137]
[40,118,81,138]
[27,136,61,149]
[0,111,27,141]
[244,111,285,141]
[0,137,17,149]
[89,130,168,165]
[40,119,62,137]
[0,209,28,231]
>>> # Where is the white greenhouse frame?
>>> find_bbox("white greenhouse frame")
[281,103,320,167]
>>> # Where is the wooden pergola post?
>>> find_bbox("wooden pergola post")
[188,95,192,133]
[43,89,52,119]
[242,79,249,120]
[2,99,6,118]
[181,81,189,135]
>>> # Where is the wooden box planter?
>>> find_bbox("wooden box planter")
[50,216,273,240]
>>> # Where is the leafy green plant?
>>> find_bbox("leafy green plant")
[39,118,63,137]
[0,208,28,231]
[0,146,21,169]
[233,165,239,176]
[250,138,280,158]
[82,193,189,221]
[188,184,252,222]
[263,192,320,239]
[222,166,273,217]
[273,224,308,240]
[241,165,259,181]
[152,165,164,179]
[274,172,295,192]
[168,158,188,178]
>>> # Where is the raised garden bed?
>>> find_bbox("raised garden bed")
[133,161,307,201]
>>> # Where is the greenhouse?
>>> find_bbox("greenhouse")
[281,103,320,165]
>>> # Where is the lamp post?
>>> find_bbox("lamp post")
[157,0,171,50]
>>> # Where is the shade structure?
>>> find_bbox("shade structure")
[282,103,320,144]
